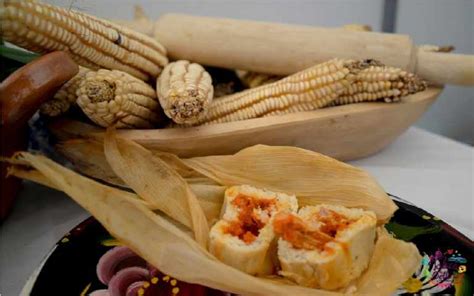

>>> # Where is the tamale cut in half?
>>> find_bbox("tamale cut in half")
[274,204,377,290]
[209,185,298,275]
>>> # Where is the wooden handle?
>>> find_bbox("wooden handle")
[0,51,79,127]
[416,50,474,86]
[0,51,78,220]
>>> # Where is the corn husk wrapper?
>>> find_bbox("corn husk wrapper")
[103,128,209,247]
[182,145,396,223]
[7,147,420,295]
[57,139,396,224]
[10,163,224,227]
[55,138,225,224]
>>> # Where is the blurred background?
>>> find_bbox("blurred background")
[48,0,473,144]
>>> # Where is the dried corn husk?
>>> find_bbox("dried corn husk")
[56,137,395,223]
[55,138,225,224]
[8,163,223,226]
[183,145,396,223]
[5,146,420,295]
[103,128,209,247]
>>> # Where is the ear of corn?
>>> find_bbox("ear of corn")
[156,60,214,124]
[189,59,426,126]
[0,0,168,81]
[76,69,166,128]
[40,66,91,116]
[193,59,358,125]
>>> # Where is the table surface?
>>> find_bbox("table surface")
[1,127,473,296]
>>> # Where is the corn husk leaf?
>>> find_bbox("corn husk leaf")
[103,127,209,247]
[56,138,126,187]
[56,139,396,223]
[55,138,224,224]
[356,228,421,294]
[11,155,223,224]
[56,138,214,186]
[6,152,420,295]
[183,145,397,223]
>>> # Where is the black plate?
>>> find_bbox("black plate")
[25,196,473,295]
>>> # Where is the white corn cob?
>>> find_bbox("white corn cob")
[190,59,426,125]
[156,60,214,124]
[77,69,165,128]
[0,0,168,81]
[193,59,359,125]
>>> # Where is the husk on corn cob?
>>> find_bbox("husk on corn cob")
[0,0,168,81]
[40,66,91,116]
[156,60,214,124]
[77,69,166,128]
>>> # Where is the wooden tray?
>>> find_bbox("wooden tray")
[49,87,442,161]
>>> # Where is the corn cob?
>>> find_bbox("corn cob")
[334,63,427,105]
[156,60,214,124]
[40,66,91,116]
[193,59,362,125]
[76,69,166,128]
[0,0,168,81]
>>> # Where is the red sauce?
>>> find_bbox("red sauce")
[273,208,354,251]
[314,208,353,237]
[224,194,276,244]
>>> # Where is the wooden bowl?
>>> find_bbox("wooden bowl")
[49,87,442,161]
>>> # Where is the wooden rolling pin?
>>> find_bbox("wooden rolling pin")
[147,14,473,86]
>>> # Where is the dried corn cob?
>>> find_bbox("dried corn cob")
[156,60,214,124]
[334,63,427,105]
[77,69,166,128]
[193,59,363,125]
[40,66,91,116]
[0,0,168,81]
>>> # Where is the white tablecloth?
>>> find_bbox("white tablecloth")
[0,127,472,295]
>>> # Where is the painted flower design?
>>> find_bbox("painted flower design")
[87,246,231,296]
[396,249,467,295]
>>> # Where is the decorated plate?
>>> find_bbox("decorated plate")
[22,196,473,296]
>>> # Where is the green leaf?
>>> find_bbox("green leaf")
[0,45,39,64]
[385,221,441,241]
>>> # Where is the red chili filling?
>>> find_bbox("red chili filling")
[224,194,276,244]
[273,208,354,250]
